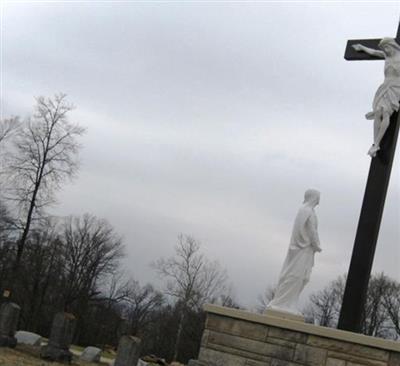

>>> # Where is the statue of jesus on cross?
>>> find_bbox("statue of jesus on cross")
[338,21,400,333]
[353,38,400,157]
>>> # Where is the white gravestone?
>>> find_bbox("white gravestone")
[267,189,322,316]
[79,346,102,362]
[15,330,42,346]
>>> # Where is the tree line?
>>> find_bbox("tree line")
[1,95,398,364]
[0,95,231,363]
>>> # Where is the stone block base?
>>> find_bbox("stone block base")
[198,304,400,366]
[0,335,17,348]
[41,345,73,363]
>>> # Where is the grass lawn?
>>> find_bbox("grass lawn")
[0,345,109,366]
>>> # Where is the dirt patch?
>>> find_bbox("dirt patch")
[0,346,60,366]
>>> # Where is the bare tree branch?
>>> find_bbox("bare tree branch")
[0,117,20,145]
[4,94,85,271]
[153,234,228,361]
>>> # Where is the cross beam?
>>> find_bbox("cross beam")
[345,39,384,60]
[337,22,400,333]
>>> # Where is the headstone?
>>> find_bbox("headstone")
[79,346,102,363]
[114,335,141,366]
[116,318,129,339]
[0,302,20,348]
[41,312,76,363]
[15,330,42,346]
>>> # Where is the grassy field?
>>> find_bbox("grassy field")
[0,345,109,366]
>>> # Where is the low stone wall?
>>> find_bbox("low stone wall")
[198,304,400,366]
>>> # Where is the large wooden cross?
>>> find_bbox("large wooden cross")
[337,21,400,333]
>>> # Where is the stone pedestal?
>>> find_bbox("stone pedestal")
[41,312,76,363]
[198,304,400,366]
[0,302,20,348]
[114,335,141,366]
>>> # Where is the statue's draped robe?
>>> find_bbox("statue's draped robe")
[368,58,400,119]
[268,191,321,314]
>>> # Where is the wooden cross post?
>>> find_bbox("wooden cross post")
[337,22,400,333]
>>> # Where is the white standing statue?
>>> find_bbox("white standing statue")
[267,189,322,315]
[352,38,400,157]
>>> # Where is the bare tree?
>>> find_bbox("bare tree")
[219,285,241,309]
[102,271,132,305]
[60,214,124,309]
[0,200,16,245]
[0,118,21,225]
[0,117,20,145]
[307,273,398,339]
[153,234,227,361]
[0,200,18,288]
[307,276,345,327]
[6,94,85,270]
[383,279,400,338]
[100,272,164,333]
[123,280,164,335]
[17,217,63,331]
[362,273,392,338]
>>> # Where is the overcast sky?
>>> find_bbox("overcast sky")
[2,1,400,308]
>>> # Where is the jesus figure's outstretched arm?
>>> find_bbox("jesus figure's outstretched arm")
[352,44,385,58]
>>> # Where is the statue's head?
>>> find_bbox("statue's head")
[379,37,400,55]
[304,189,320,207]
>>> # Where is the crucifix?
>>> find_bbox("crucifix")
[337,21,400,332]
